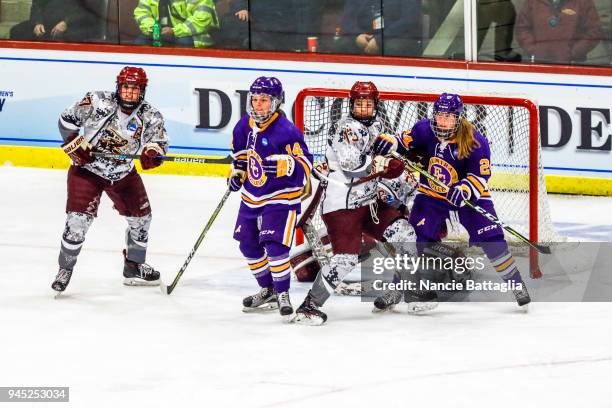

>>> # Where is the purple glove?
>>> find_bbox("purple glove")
[227,159,246,192]
[447,180,472,207]
[372,133,398,156]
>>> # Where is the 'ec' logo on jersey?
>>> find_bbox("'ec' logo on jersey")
[247,149,267,187]
[427,157,458,193]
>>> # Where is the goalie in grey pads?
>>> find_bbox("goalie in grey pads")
[293,81,437,325]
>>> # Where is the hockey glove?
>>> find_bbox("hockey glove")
[372,133,398,156]
[62,134,94,165]
[227,160,247,192]
[262,154,295,178]
[447,180,472,207]
[372,155,405,179]
[140,143,165,170]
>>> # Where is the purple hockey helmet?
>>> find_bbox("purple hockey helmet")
[430,93,464,139]
[247,76,285,122]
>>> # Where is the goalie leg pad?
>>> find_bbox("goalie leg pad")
[310,253,358,306]
[290,245,320,282]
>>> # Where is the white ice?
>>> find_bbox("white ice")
[1,166,612,408]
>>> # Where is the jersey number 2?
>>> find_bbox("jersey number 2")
[479,159,491,175]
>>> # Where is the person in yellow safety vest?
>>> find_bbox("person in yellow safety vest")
[134,0,219,48]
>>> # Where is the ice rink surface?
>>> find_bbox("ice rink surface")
[1,166,612,407]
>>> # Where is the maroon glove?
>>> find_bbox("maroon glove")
[372,156,405,179]
[140,143,164,170]
[62,134,94,165]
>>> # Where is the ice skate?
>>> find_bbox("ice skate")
[276,290,293,319]
[292,291,327,326]
[513,283,531,310]
[242,286,278,313]
[52,268,73,296]
[123,250,160,286]
[404,289,438,314]
[372,289,402,313]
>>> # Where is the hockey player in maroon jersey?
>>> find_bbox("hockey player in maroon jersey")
[292,81,437,325]
[388,93,531,308]
[229,76,313,318]
[52,66,169,294]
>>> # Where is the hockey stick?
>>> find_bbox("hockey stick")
[391,152,551,255]
[313,168,386,188]
[160,188,232,295]
[91,151,232,164]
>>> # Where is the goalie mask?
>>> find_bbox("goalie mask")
[247,76,284,123]
[431,93,464,140]
[349,81,379,126]
[116,66,148,111]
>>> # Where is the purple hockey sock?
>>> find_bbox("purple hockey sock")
[240,242,272,288]
[265,241,291,293]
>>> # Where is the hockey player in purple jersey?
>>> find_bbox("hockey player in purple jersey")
[229,76,313,318]
[386,93,531,308]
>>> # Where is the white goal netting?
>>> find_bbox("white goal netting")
[295,89,564,252]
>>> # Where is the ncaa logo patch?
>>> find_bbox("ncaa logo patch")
[128,122,138,132]
[261,137,269,146]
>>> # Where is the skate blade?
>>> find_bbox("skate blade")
[406,300,438,314]
[242,303,279,313]
[291,313,325,326]
[371,304,399,314]
[123,278,161,287]
[53,290,64,299]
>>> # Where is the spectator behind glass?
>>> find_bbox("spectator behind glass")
[9,0,98,42]
[515,0,601,64]
[477,0,521,61]
[338,0,422,56]
[250,0,325,51]
[134,0,220,48]
[210,0,249,49]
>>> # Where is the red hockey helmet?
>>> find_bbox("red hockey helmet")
[349,81,379,125]
[116,66,148,110]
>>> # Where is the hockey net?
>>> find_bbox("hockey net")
[294,88,564,278]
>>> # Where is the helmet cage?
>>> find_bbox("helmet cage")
[430,93,464,139]
[116,67,147,110]
[247,92,281,123]
[349,81,379,126]
[430,110,464,140]
[349,97,378,126]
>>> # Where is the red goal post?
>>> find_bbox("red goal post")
[294,88,549,279]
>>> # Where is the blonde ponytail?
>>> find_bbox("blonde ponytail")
[454,118,480,160]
